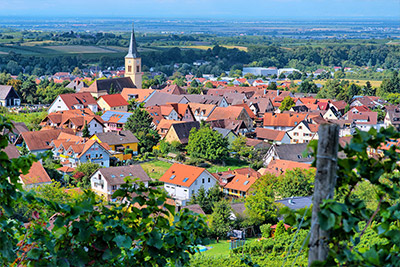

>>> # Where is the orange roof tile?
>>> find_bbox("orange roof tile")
[263,113,307,127]
[159,163,207,187]
[20,162,51,185]
[261,159,313,176]
[121,88,155,102]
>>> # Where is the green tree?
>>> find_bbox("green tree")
[279,96,296,111]
[378,71,400,95]
[230,135,252,158]
[298,80,318,94]
[190,184,223,214]
[268,82,277,90]
[72,162,100,188]
[275,168,315,198]
[333,70,345,79]
[209,199,232,238]
[188,86,203,94]
[245,173,277,225]
[124,107,160,153]
[317,79,343,99]
[186,125,229,162]
[190,79,199,88]
[274,221,287,238]
[278,73,286,79]
[204,81,214,88]
[82,121,90,138]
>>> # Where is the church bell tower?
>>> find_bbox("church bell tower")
[125,23,142,88]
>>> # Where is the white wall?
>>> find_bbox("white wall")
[88,120,104,135]
[48,96,69,113]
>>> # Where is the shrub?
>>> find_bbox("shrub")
[260,223,272,238]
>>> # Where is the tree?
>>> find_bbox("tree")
[317,79,343,99]
[82,121,90,138]
[186,125,229,162]
[333,70,345,79]
[230,135,252,158]
[209,199,232,238]
[188,86,203,94]
[278,73,286,79]
[72,162,100,188]
[268,82,277,90]
[274,221,287,238]
[124,107,160,153]
[190,184,223,214]
[245,173,277,225]
[298,80,318,94]
[275,168,315,198]
[190,79,199,88]
[71,67,82,76]
[279,96,295,111]
[204,81,214,88]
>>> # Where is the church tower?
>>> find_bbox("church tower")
[125,23,142,88]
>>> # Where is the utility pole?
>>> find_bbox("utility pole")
[308,123,339,266]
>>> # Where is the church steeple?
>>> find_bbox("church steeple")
[124,22,142,88]
[126,23,139,59]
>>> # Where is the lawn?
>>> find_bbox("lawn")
[206,158,249,174]
[140,160,172,180]
[200,238,258,257]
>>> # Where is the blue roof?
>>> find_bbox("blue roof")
[101,111,133,124]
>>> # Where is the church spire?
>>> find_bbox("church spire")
[126,22,139,58]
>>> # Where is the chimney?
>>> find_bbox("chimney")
[247,174,250,178]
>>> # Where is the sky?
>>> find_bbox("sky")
[0,0,399,19]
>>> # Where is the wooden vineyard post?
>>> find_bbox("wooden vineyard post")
[308,123,339,266]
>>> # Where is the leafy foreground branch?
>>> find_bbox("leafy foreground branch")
[0,116,208,266]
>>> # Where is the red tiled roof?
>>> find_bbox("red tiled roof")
[263,113,307,127]
[159,163,208,187]
[261,159,313,176]
[206,106,246,122]
[121,88,154,102]
[56,92,98,110]
[20,162,51,185]
[99,94,129,107]
[255,128,287,141]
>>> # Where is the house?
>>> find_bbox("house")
[347,111,379,132]
[19,161,52,190]
[207,106,253,130]
[263,143,313,166]
[91,130,139,161]
[97,94,129,112]
[185,94,229,107]
[3,143,20,159]
[189,103,217,121]
[156,119,183,138]
[0,85,21,107]
[14,129,74,154]
[160,84,186,95]
[56,139,111,168]
[164,121,200,145]
[1,121,29,144]
[143,92,188,107]
[330,100,347,116]
[213,127,237,147]
[213,168,261,198]
[101,111,133,132]
[90,165,151,201]
[159,163,219,205]
[41,109,95,129]
[248,97,275,117]
[62,115,104,136]
[48,92,99,113]
[260,159,313,176]
[263,113,308,131]
[254,128,291,144]
[208,119,249,135]
[350,96,385,110]
[384,107,400,131]
[121,88,155,103]
[66,78,88,92]
[245,138,271,150]
[286,121,319,144]
[323,107,341,120]
[80,77,136,98]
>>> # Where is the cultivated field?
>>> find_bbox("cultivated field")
[313,79,382,87]
[43,45,120,54]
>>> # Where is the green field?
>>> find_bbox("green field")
[141,160,173,180]
[200,238,258,257]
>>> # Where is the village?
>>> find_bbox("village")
[1,23,400,264]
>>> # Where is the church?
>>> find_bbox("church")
[81,24,143,97]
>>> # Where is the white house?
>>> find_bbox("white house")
[48,92,99,113]
[90,165,151,201]
[159,163,219,206]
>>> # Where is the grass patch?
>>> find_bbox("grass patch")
[140,160,172,180]
[1,111,47,130]
[201,238,258,257]
[206,158,249,173]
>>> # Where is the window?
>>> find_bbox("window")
[112,185,117,190]
[183,177,189,183]
[128,66,132,72]
[208,177,210,183]
[170,175,176,180]
[192,190,194,195]
[299,126,302,129]
[202,178,205,184]
[136,66,140,73]
[95,124,97,127]
[294,132,298,136]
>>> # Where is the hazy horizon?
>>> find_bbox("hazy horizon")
[1,0,399,20]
